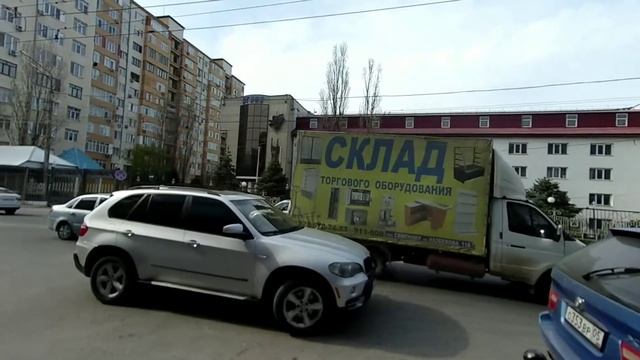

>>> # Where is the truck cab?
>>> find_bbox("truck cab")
[487,153,585,290]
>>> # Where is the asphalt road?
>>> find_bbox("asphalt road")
[0,208,546,360]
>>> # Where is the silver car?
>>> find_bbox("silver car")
[0,187,21,215]
[48,194,109,240]
[73,187,374,334]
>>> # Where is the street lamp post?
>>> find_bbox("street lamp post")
[547,196,556,221]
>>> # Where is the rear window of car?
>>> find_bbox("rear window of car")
[74,198,97,211]
[124,194,186,228]
[108,194,144,219]
[557,230,640,312]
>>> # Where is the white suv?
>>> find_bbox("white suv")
[73,187,374,333]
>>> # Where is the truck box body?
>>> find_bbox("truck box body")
[291,131,493,257]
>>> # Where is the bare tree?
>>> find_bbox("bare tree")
[5,43,64,146]
[318,43,350,129]
[175,98,199,183]
[360,58,382,128]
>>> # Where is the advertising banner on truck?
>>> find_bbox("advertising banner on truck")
[291,131,493,256]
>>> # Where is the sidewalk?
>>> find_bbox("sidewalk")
[21,201,50,208]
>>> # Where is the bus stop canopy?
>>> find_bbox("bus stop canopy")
[0,146,78,169]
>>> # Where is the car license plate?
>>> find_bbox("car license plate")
[565,306,606,349]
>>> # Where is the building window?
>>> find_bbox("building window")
[0,86,12,103]
[405,117,414,129]
[64,129,78,142]
[70,62,84,78]
[371,119,380,128]
[71,40,86,55]
[339,119,348,129]
[590,143,612,156]
[106,41,117,54]
[441,116,450,128]
[616,113,628,127]
[589,168,612,180]
[68,84,83,99]
[99,125,110,137]
[521,115,532,128]
[546,167,567,179]
[103,56,117,70]
[513,166,527,178]
[102,74,115,86]
[132,42,142,53]
[589,193,612,207]
[508,142,527,155]
[75,0,89,14]
[547,143,568,155]
[0,59,17,78]
[131,57,141,67]
[67,106,81,121]
[566,114,578,127]
[73,18,87,35]
[309,118,318,129]
[479,116,490,128]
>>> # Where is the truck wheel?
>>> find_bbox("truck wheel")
[370,248,389,278]
[533,272,551,304]
[272,280,333,335]
[90,256,134,305]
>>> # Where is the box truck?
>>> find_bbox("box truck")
[290,131,585,297]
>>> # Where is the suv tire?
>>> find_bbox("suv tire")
[272,280,333,335]
[90,256,134,305]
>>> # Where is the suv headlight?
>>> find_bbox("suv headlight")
[329,262,364,278]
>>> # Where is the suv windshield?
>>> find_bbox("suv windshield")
[232,199,302,236]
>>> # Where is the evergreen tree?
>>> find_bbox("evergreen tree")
[211,152,239,190]
[526,178,580,218]
[257,160,288,198]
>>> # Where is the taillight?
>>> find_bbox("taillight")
[621,341,640,360]
[548,288,559,311]
[79,223,88,237]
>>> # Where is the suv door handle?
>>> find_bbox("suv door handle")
[187,240,199,248]
[509,244,526,249]
[124,230,135,238]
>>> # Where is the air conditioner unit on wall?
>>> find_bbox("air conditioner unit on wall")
[15,24,23,32]
[8,49,16,56]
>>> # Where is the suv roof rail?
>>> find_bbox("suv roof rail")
[125,185,248,197]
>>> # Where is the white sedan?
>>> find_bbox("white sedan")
[0,187,21,215]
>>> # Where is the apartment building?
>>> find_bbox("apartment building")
[296,110,640,212]
[0,0,96,158]
[111,1,144,170]
[0,2,242,183]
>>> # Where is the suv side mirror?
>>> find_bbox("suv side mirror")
[223,224,250,239]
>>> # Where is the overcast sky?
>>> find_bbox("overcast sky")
[137,0,640,114]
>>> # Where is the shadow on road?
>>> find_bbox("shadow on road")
[127,287,468,358]
[130,285,274,330]
[310,294,469,358]
[386,262,535,303]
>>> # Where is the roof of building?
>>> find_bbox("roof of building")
[59,148,104,171]
[0,146,77,169]
[156,15,186,30]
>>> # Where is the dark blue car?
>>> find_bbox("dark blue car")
[525,228,640,360]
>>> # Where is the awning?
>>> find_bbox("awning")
[0,146,78,169]
[59,147,104,171]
